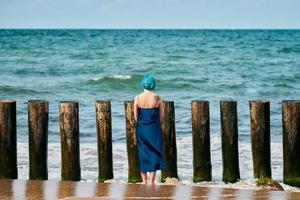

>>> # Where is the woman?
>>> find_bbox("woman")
[133,73,165,185]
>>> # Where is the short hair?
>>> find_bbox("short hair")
[141,73,156,90]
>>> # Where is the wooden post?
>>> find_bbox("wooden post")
[28,100,49,180]
[161,101,178,182]
[220,100,240,183]
[124,101,142,183]
[282,100,300,187]
[249,100,271,179]
[0,99,17,179]
[191,100,211,182]
[95,101,113,182]
[59,101,81,181]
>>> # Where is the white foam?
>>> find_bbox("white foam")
[91,74,131,81]
[91,77,103,81]
[16,134,300,192]
[109,74,131,79]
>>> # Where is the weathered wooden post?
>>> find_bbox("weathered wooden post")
[28,100,49,180]
[249,100,271,179]
[95,100,113,182]
[220,100,240,183]
[282,100,300,187]
[59,101,81,181]
[0,99,17,179]
[161,101,178,182]
[191,100,211,182]
[124,101,142,183]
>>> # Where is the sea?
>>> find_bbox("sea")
[0,29,300,190]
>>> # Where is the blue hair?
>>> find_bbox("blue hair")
[141,73,156,90]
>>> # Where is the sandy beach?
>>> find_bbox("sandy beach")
[0,179,300,200]
[1,0,300,196]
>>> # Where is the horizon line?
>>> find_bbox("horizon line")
[1,27,300,30]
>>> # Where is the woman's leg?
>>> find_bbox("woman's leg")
[141,172,147,184]
[149,171,156,185]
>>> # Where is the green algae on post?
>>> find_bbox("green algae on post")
[256,178,284,191]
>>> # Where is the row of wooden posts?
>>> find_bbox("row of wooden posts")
[0,99,300,186]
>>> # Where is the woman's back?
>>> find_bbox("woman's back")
[136,91,160,108]
[134,90,163,123]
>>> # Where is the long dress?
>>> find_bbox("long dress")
[136,106,166,173]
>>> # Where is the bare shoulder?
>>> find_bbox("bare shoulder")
[153,93,162,101]
[135,93,142,99]
[134,94,139,103]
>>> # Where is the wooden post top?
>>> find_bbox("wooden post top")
[59,101,78,104]
[95,100,111,104]
[249,100,270,103]
[0,99,16,103]
[220,100,237,103]
[28,100,48,103]
[282,100,300,103]
[191,100,209,103]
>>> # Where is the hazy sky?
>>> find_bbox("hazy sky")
[0,0,299,28]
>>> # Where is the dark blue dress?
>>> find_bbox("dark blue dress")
[136,106,166,173]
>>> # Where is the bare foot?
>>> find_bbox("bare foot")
[149,181,155,185]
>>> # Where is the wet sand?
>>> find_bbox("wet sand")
[0,179,300,200]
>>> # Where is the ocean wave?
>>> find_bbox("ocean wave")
[268,75,300,84]
[278,45,300,53]
[0,85,39,94]
[85,74,144,91]
[86,74,209,90]
[274,83,295,89]
[68,51,109,60]
[14,67,64,77]
[90,74,132,82]
[161,77,209,83]
[216,82,248,90]
[14,67,46,76]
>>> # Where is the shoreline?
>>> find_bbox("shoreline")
[1,179,300,200]
[4,176,300,191]
[14,139,296,191]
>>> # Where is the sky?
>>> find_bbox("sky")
[0,0,299,29]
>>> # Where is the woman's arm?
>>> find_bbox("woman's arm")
[133,95,138,123]
[158,95,164,123]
